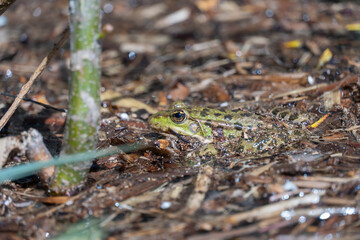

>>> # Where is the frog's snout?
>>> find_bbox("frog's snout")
[148,114,160,130]
[148,114,155,126]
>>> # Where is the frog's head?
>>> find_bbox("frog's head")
[148,101,202,137]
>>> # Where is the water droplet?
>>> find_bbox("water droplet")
[33,7,42,17]
[128,51,136,60]
[161,201,172,209]
[281,194,289,200]
[119,113,129,120]
[265,9,274,18]
[343,207,356,215]
[302,14,310,22]
[103,3,114,13]
[20,33,28,44]
[5,69,12,79]
[298,216,306,223]
[4,197,12,206]
[325,233,333,240]
[283,180,298,191]
[0,16,7,27]
[185,44,191,51]
[220,102,228,107]
[299,191,304,197]
[194,160,201,167]
[281,210,294,220]
[319,212,330,220]
[307,75,315,85]
[115,202,132,210]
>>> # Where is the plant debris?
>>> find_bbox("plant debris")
[1,0,360,239]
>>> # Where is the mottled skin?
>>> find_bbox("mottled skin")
[148,102,306,154]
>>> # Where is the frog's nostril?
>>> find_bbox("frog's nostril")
[148,115,158,126]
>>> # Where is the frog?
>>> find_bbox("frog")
[148,101,308,155]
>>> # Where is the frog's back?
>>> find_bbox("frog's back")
[185,107,271,128]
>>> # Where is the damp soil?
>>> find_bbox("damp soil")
[1,0,360,239]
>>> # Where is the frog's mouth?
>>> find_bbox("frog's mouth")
[168,126,212,144]
[168,128,190,143]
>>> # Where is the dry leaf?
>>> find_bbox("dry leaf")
[169,83,190,101]
[154,8,191,29]
[158,91,168,106]
[31,93,50,105]
[41,196,71,204]
[202,83,231,102]
[195,0,220,13]
[113,98,157,114]
[100,89,122,101]
[316,48,333,70]
[345,23,360,31]
[283,40,302,48]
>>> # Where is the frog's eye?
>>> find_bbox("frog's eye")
[171,110,186,124]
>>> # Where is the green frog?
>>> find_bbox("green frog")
[148,102,308,155]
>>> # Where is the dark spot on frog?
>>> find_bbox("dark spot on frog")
[293,129,302,136]
[224,115,232,120]
[231,109,241,112]
[214,113,222,117]
[200,108,210,117]
[279,111,288,119]
[234,122,243,130]
[289,113,299,121]
[219,109,226,113]
[240,112,252,117]
[200,111,208,117]
[205,119,212,126]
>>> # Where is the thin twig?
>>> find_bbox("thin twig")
[0,92,66,112]
[0,0,16,16]
[0,27,69,131]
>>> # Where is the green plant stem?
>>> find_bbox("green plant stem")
[0,144,145,183]
[50,0,102,193]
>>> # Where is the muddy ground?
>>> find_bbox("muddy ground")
[1,0,360,239]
